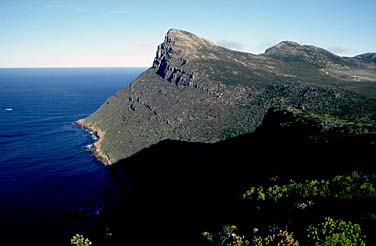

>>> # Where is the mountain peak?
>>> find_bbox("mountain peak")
[263,40,350,68]
[275,40,302,48]
[163,28,216,51]
[166,28,191,38]
[152,29,215,85]
[264,40,308,55]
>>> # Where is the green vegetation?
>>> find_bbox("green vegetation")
[242,174,376,203]
[253,230,299,246]
[203,225,299,246]
[257,106,376,144]
[278,106,376,130]
[202,225,250,246]
[221,126,250,139]
[307,217,365,246]
[204,217,364,246]
[70,234,92,246]
[199,172,373,245]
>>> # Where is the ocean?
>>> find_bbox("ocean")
[0,67,146,244]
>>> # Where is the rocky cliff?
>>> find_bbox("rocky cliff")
[78,29,376,164]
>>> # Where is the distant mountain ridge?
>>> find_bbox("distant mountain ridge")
[355,53,376,63]
[78,29,376,164]
[264,40,352,66]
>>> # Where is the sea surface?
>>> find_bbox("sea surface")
[0,67,146,244]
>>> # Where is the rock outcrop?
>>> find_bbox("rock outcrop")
[152,29,219,86]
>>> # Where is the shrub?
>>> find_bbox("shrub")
[203,225,299,246]
[242,174,376,203]
[70,234,92,246]
[202,225,249,246]
[307,217,365,246]
[253,230,299,246]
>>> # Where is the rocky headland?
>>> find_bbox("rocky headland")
[76,29,376,164]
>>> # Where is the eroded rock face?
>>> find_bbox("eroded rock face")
[152,29,196,86]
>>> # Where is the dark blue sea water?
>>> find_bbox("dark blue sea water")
[0,67,145,244]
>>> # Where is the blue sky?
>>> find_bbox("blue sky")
[0,0,375,67]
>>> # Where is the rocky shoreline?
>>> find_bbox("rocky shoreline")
[75,119,114,165]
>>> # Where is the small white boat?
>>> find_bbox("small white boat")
[4,108,13,111]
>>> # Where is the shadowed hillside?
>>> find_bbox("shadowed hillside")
[89,107,376,245]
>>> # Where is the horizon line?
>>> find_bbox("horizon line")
[0,66,149,69]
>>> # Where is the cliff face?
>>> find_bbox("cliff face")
[151,29,210,85]
[79,29,376,164]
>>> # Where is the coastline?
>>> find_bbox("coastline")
[75,119,114,165]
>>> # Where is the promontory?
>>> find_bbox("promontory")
[76,29,376,164]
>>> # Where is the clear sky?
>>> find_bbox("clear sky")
[0,0,375,68]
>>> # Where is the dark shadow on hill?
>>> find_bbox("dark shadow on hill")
[102,107,376,245]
